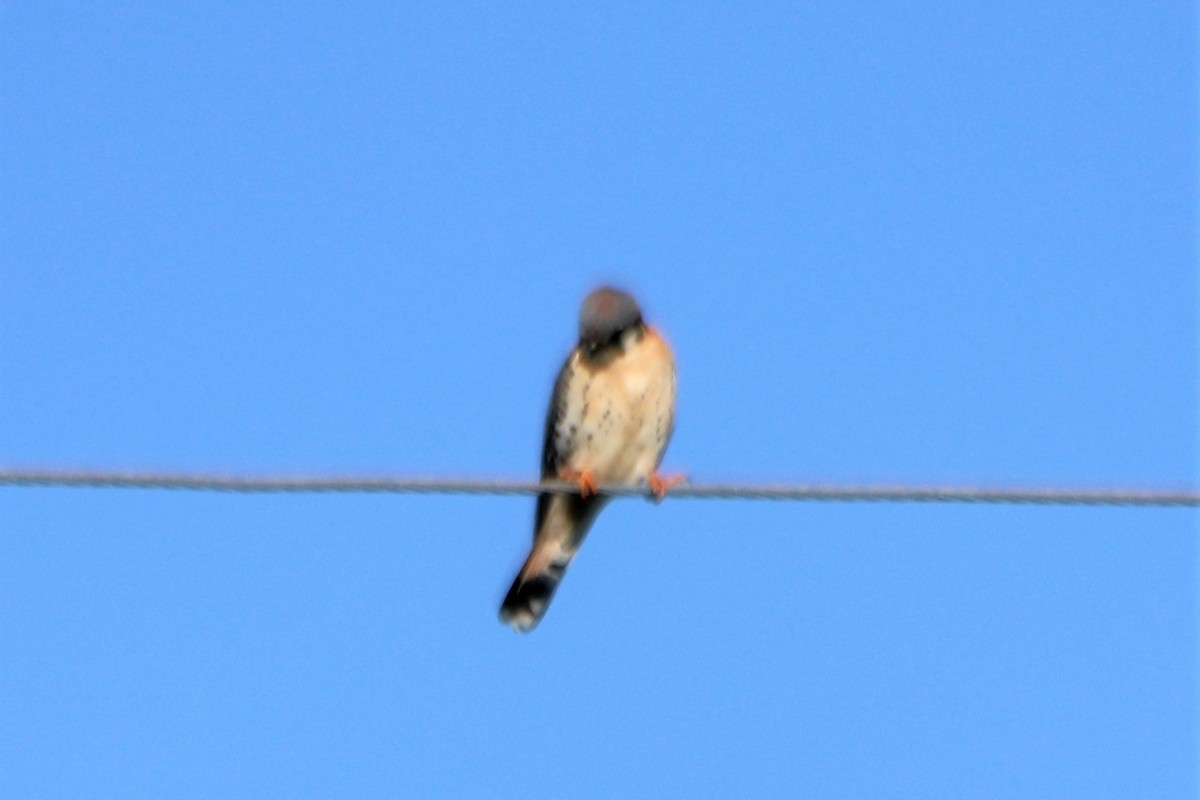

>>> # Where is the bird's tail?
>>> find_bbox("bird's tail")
[500,492,605,633]
[499,549,570,633]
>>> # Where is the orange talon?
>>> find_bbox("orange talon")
[558,466,599,498]
[648,472,687,502]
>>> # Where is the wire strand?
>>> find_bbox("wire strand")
[1,469,1196,506]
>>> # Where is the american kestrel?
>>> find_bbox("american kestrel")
[500,287,680,633]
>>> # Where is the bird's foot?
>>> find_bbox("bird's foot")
[558,466,599,498]
[648,471,687,502]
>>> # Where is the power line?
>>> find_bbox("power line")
[1,468,1197,506]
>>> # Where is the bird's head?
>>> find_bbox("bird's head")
[578,287,644,356]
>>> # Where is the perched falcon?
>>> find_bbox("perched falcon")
[500,287,680,633]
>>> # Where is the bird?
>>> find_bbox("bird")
[500,287,681,633]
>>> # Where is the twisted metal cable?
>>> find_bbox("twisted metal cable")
[1,469,1197,506]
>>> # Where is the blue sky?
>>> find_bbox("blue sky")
[2,2,1196,797]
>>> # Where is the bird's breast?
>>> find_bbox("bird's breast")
[556,328,676,485]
